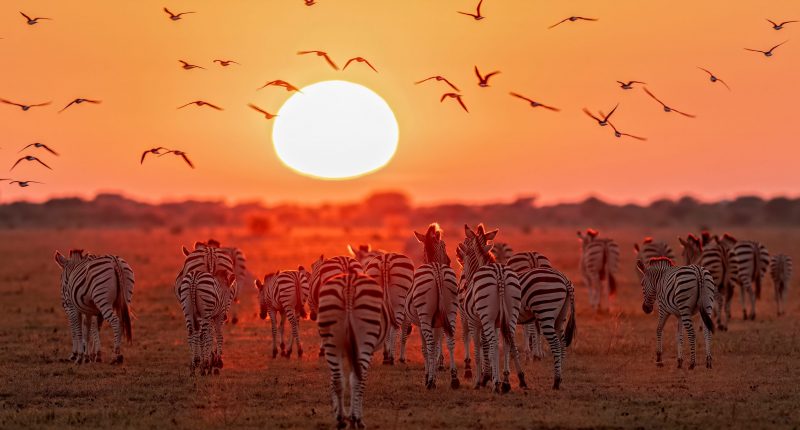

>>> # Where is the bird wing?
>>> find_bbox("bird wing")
[767,18,778,26]
[181,153,195,168]
[780,20,798,25]
[631,81,646,84]
[540,103,560,112]
[42,144,59,155]
[718,78,731,91]
[484,71,501,81]
[770,40,788,52]
[442,78,460,92]
[176,11,196,17]
[177,102,194,109]
[671,108,696,118]
[140,150,150,164]
[642,87,666,106]
[362,59,378,73]
[455,96,469,113]
[621,133,647,141]
[31,101,51,107]
[342,58,356,70]
[509,92,533,103]
[322,53,339,70]
[548,18,569,29]
[18,144,34,153]
[457,11,477,18]
[1,99,22,107]
[10,158,24,170]
[58,100,77,113]
[743,48,767,54]
[205,102,223,110]
[582,108,602,122]
[20,12,32,20]
[34,158,52,169]
[697,66,712,76]
[476,0,483,15]
[577,17,598,21]
[616,81,626,85]
[414,77,435,85]
[248,103,267,115]
[85,99,102,104]
[440,93,451,102]
[474,66,483,81]
[603,103,619,121]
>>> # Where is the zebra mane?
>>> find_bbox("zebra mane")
[68,249,86,258]
[586,228,599,238]
[206,238,221,248]
[643,237,653,244]
[648,256,675,266]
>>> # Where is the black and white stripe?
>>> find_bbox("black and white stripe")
[308,255,364,356]
[176,241,235,300]
[317,270,387,429]
[770,254,792,316]
[364,252,414,365]
[507,251,553,362]
[730,240,770,320]
[636,237,676,277]
[637,257,715,369]
[490,242,514,264]
[256,267,310,359]
[55,249,134,365]
[697,234,737,330]
[577,230,620,311]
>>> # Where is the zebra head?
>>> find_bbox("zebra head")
[637,257,674,314]
[678,234,703,265]
[458,224,498,283]
[308,254,325,321]
[413,223,450,266]
[255,272,277,320]
[490,242,513,264]
[347,244,382,266]
[576,228,600,249]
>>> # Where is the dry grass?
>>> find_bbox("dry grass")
[0,226,799,429]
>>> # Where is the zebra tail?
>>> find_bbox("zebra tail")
[188,278,199,332]
[437,267,454,338]
[112,257,133,343]
[599,246,608,282]
[497,268,514,345]
[564,281,577,347]
[697,268,715,334]
[608,273,617,297]
[294,274,307,319]
[754,247,762,300]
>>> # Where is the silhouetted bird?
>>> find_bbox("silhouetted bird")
[20,12,51,25]
[141,147,169,164]
[457,0,484,20]
[583,104,619,126]
[415,76,460,92]
[617,80,645,90]
[59,98,101,113]
[643,88,695,117]
[9,180,43,187]
[298,51,338,70]
[11,156,51,171]
[213,59,240,67]
[549,16,598,29]
[744,40,788,57]
[767,19,797,30]
[698,67,730,90]
[305,0,316,5]
[509,92,560,111]
[441,93,469,113]
[343,57,377,73]
[608,121,647,141]
[19,143,59,155]
[1,99,50,111]
[177,100,223,110]
[164,8,195,21]
[258,80,301,92]
[179,60,205,70]
[475,66,500,87]
[159,150,194,168]
[248,104,277,119]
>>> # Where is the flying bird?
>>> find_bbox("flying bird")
[744,40,788,57]
[608,121,647,141]
[440,93,469,113]
[343,57,377,73]
[213,59,240,67]
[643,88,695,117]
[1,99,50,111]
[248,104,277,119]
[18,143,59,156]
[697,67,730,90]
[164,8,195,21]
[457,0,485,20]
[158,150,194,169]
[11,156,52,171]
[305,0,316,5]
[8,180,43,188]
[179,60,205,70]
[414,76,460,92]
[20,12,51,25]
[177,100,223,110]
[475,66,500,87]
[258,80,301,92]
[583,104,619,126]
[549,16,598,29]
[617,80,645,90]
[59,98,101,113]
[141,147,169,164]
[767,19,797,30]
[297,51,338,70]
[509,92,560,111]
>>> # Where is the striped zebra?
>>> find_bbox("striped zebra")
[364,252,414,365]
[54,249,134,365]
[577,229,620,312]
[405,223,460,389]
[176,241,235,297]
[507,251,553,362]
[770,254,793,316]
[637,257,715,369]
[681,233,736,330]
[317,269,387,429]
[490,242,514,264]
[255,267,310,359]
[678,234,704,265]
[308,255,364,356]
[177,270,235,375]
[348,244,383,266]
[206,239,254,324]
[517,267,577,389]
[635,237,676,279]
[730,240,770,320]
[457,224,525,392]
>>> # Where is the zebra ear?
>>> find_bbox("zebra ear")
[576,230,584,239]
[347,245,356,257]
[414,231,426,242]
[255,279,263,290]
[484,229,498,241]
[636,259,646,274]
[54,251,68,268]
[678,237,687,247]
[194,241,206,250]
[633,243,640,253]
[464,224,475,239]
[181,246,191,256]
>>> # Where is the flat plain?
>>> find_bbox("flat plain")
[0,226,798,429]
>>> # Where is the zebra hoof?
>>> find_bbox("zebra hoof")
[350,416,365,429]
[399,358,406,364]
[231,315,239,325]
[706,357,713,369]
[425,378,436,390]
[481,374,491,387]
[94,352,102,363]
[335,417,347,429]
[217,357,224,368]
[284,350,292,359]
[689,361,696,370]
[750,313,756,321]
[451,377,460,389]
[318,348,325,358]
[464,369,472,379]
[501,381,511,394]
[213,367,220,375]
[552,377,561,390]
[272,349,278,359]
[110,355,123,365]
[518,373,528,390]
[297,348,303,358]
[677,359,683,369]
[656,361,664,368]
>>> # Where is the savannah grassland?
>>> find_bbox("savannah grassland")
[0,225,798,429]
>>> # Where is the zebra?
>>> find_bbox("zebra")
[54,249,134,365]
[308,255,364,356]
[730,240,770,320]
[577,229,620,312]
[517,267,577,389]
[490,242,514,264]
[681,233,736,330]
[177,270,235,375]
[770,254,792,316]
[457,224,525,392]
[404,223,460,389]
[635,237,676,279]
[637,257,715,369]
[348,244,383,266]
[176,241,235,296]
[507,251,553,362]
[363,252,414,365]
[255,267,310,359]
[678,234,704,265]
[317,269,387,429]
[206,239,255,324]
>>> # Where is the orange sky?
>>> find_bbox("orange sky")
[1,0,798,205]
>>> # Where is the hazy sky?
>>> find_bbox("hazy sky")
[1,0,798,205]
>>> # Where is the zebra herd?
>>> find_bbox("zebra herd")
[52,225,793,429]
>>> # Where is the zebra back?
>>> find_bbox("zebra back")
[507,251,553,273]
[731,240,770,298]
[365,252,414,328]
[178,271,232,328]
[308,255,363,320]
[176,244,235,298]
[269,269,310,319]
[490,242,514,265]
[770,254,793,293]
[406,262,459,336]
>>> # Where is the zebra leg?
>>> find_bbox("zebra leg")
[471,328,482,388]
[382,325,394,365]
[80,313,92,364]
[541,323,564,389]
[533,322,544,360]
[90,316,102,362]
[748,279,757,320]
[488,326,501,393]
[399,320,410,364]
[327,351,346,429]
[279,312,288,357]
[419,321,435,389]
[462,313,472,379]
[213,316,224,373]
[500,333,512,393]
[683,316,698,370]
[509,336,527,390]
[102,306,124,364]
[66,308,82,362]
[349,365,369,429]
[703,315,713,369]
[284,310,296,358]
[675,318,684,369]
[436,337,445,372]
[655,312,667,367]
[186,322,196,375]
[200,320,212,375]
[446,331,459,389]
[739,279,749,320]
[269,308,279,359]
[432,327,444,387]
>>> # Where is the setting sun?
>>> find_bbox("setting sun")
[271,80,399,180]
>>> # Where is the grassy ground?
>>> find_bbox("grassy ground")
[0,226,798,429]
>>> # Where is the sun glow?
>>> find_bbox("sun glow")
[272,81,399,180]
